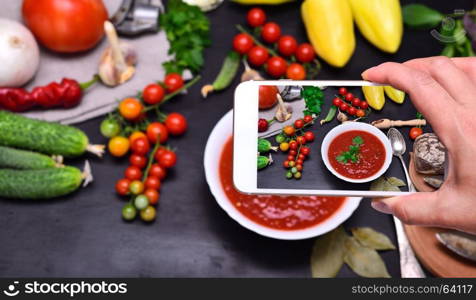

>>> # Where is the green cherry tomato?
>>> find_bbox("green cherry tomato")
[100,118,121,138]
[134,194,149,210]
[140,206,157,222]
[275,134,286,144]
[286,171,293,179]
[122,203,137,221]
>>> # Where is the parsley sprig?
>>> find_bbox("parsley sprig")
[336,136,364,164]
[301,86,324,116]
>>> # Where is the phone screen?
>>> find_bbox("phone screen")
[256,84,442,193]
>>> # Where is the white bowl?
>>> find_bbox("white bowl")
[321,122,393,183]
[204,110,362,240]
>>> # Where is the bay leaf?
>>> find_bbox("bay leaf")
[351,227,396,250]
[386,177,406,187]
[382,181,401,192]
[344,237,391,278]
[310,226,349,278]
[369,177,386,191]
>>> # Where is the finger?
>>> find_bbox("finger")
[371,192,440,226]
[362,62,454,136]
[404,56,476,105]
[451,57,476,83]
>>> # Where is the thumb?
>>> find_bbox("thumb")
[371,192,439,226]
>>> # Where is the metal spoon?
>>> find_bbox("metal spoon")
[387,127,415,192]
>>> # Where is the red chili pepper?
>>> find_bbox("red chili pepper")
[0,76,97,112]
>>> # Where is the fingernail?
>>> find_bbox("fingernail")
[361,67,374,80]
[371,199,392,214]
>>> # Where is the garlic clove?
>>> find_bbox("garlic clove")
[275,94,293,122]
[241,59,264,82]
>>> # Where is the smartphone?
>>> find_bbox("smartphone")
[233,80,437,197]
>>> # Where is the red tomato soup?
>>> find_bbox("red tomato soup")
[219,137,345,230]
[328,130,385,180]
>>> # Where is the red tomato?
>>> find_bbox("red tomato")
[247,46,269,67]
[164,73,184,93]
[359,101,369,109]
[345,93,354,102]
[258,85,278,109]
[351,98,361,107]
[304,131,315,142]
[157,150,177,168]
[261,22,281,43]
[356,109,366,118]
[266,57,287,78]
[283,125,295,136]
[129,154,147,169]
[144,189,160,205]
[233,33,254,54]
[149,163,167,180]
[143,84,165,105]
[145,176,161,190]
[131,137,150,156]
[115,178,131,196]
[247,8,266,27]
[119,98,143,121]
[333,97,343,107]
[278,35,297,56]
[165,113,187,136]
[409,127,423,140]
[296,136,306,145]
[146,122,168,144]
[338,87,347,96]
[22,0,108,53]
[286,63,306,80]
[348,106,357,116]
[340,103,349,112]
[294,119,304,129]
[124,166,142,181]
[289,141,298,150]
[296,43,315,63]
[303,115,313,123]
[301,146,310,156]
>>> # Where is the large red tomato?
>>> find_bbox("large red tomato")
[259,86,279,109]
[22,0,108,53]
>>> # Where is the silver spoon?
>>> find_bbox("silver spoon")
[387,128,415,192]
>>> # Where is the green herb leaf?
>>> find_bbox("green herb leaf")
[402,4,444,29]
[301,86,324,116]
[310,226,349,278]
[386,177,406,187]
[344,237,391,278]
[351,227,396,251]
[352,136,363,145]
[335,136,363,164]
[370,176,406,191]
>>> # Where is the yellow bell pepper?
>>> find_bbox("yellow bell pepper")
[348,0,403,53]
[301,0,355,68]
[362,85,385,110]
[384,86,405,104]
[232,0,295,4]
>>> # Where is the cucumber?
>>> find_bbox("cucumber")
[0,146,61,169]
[0,166,83,199]
[257,138,277,153]
[0,111,103,157]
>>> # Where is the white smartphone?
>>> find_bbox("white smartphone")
[233,80,435,197]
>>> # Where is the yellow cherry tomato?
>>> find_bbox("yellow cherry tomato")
[129,131,147,144]
[140,205,157,222]
[108,136,130,157]
[119,98,143,120]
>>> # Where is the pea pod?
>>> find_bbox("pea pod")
[257,155,272,170]
[258,138,277,153]
[201,51,240,98]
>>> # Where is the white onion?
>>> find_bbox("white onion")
[0,18,40,87]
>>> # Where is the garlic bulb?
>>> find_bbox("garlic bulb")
[182,0,223,11]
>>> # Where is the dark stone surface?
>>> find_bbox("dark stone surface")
[0,0,470,277]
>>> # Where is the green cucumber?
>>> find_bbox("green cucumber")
[0,111,103,157]
[0,146,61,169]
[0,166,83,199]
[257,138,277,153]
[201,51,240,98]
[257,154,272,170]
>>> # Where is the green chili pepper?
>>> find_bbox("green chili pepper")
[320,105,337,125]
[201,51,240,98]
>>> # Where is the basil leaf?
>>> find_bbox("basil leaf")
[351,227,396,250]
[310,226,349,278]
[403,4,444,29]
[344,237,391,278]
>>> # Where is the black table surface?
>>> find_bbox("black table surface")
[0,0,471,278]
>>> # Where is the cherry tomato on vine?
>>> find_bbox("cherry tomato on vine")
[359,101,369,109]
[261,22,281,43]
[286,63,306,80]
[294,119,304,129]
[301,146,310,156]
[356,109,366,118]
[129,154,147,169]
[149,163,167,180]
[351,98,361,107]
[303,115,313,123]
[144,189,160,205]
[122,203,136,221]
[339,103,349,112]
[146,122,168,144]
[233,33,254,54]
[129,180,144,195]
[278,35,297,56]
[140,206,156,222]
[143,84,165,105]
[289,141,298,150]
[129,131,147,144]
[283,125,295,136]
[258,118,269,132]
[131,137,150,156]
[164,73,184,93]
[266,56,287,78]
[333,97,343,107]
[409,127,423,140]
[304,131,315,142]
[119,98,143,121]
[289,149,297,156]
[296,43,315,63]
[287,155,295,162]
[348,106,357,116]
[247,8,266,27]
[125,166,142,181]
[157,150,177,168]
[115,178,131,196]
[247,46,269,67]
[145,176,161,190]
[338,87,347,96]
[100,118,121,138]
[108,136,130,157]
[345,93,354,102]
[165,113,187,136]
[296,136,306,145]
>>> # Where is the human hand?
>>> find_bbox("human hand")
[362,56,476,234]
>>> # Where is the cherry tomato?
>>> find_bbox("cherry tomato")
[233,33,254,54]
[304,131,315,142]
[108,136,130,157]
[115,178,131,196]
[259,85,278,109]
[286,63,306,80]
[119,98,143,121]
[296,136,306,145]
[296,164,303,172]
[359,101,369,109]
[345,93,354,102]
[266,56,287,78]
[348,106,357,116]
[278,35,297,56]
[125,166,142,181]
[338,87,347,96]
[351,98,361,107]
[145,176,161,190]
[131,137,150,156]
[149,163,167,180]
[247,8,266,27]
[146,122,168,144]
[100,118,121,138]
[157,150,177,168]
[279,142,289,152]
[294,119,304,129]
[261,22,281,43]
[283,160,290,168]
[289,149,297,156]
[333,97,343,107]
[356,109,366,118]
[289,141,298,150]
[295,43,315,63]
[339,103,349,112]
[303,115,313,123]
[134,195,149,210]
[296,159,304,165]
[129,180,144,195]
[258,118,269,132]
[409,127,423,140]
[164,73,184,93]
[129,154,147,169]
[165,113,187,136]
[129,131,147,144]
[298,153,306,160]
[122,203,137,221]
[301,146,310,156]
[247,46,269,67]
[140,206,156,222]
[143,84,165,105]
[144,189,160,205]
[287,155,295,161]
[283,125,295,136]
